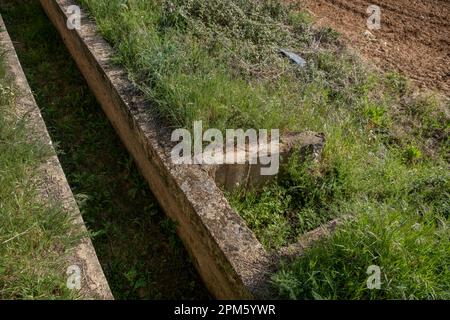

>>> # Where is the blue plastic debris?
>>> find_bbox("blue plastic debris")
[279,49,307,67]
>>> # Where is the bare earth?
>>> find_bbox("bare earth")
[301,0,450,94]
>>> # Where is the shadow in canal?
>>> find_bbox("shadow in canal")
[0,0,209,300]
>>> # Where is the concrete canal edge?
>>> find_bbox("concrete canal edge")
[39,0,278,299]
[0,14,114,300]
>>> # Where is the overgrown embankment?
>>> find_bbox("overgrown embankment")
[77,0,449,299]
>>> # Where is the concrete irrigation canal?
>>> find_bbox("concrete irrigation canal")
[1,0,448,301]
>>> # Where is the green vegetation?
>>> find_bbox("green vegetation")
[77,0,377,246]
[80,0,449,299]
[0,0,208,299]
[79,0,349,132]
[0,46,80,299]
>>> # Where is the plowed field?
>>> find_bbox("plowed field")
[301,0,450,94]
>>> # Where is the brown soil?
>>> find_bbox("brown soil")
[300,0,450,94]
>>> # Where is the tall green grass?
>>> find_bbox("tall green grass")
[0,52,79,299]
[79,0,347,132]
[79,0,449,299]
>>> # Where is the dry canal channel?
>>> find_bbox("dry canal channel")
[0,0,209,299]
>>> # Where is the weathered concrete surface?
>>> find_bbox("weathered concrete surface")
[39,0,273,299]
[281,131,326,163]
[276,218,341,262]
[208,132,326,191]
[0,14,113,300]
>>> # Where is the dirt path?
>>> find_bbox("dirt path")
[300,0,450,94]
